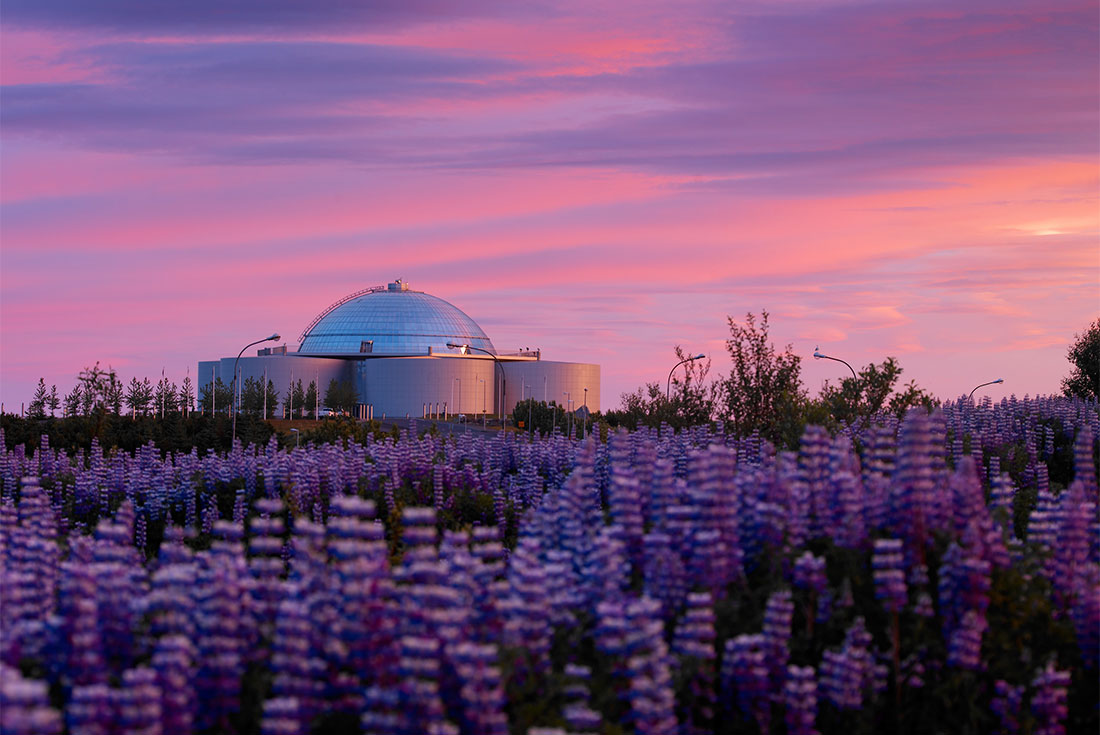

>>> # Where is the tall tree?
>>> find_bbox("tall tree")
[77,362,111,416]
[63,386,81,417]
[264,379,280,419]
[180,375,195,416]
[241,376,263,415]
[199,378,230,414]
[722,310,806,448]
[47,384,60,417]
[605,347,717,432]
[324,379,358,415]
[817,357,934,428]
[154,376,177,417]
[305,380,318,419]
[1062,318,1099,400]
[28,379,48,419]
[291,379,306,419]
[104,370,124,415]
[125,377,144,416]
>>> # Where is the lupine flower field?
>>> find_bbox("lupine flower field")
[1,396,1097,734]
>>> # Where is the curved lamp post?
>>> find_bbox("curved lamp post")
[231,333,280,445]
[447,342,505,423]
[968,378,1004,402]
[814,347,864,434]
[667,354,706,401]
[813,347,857,380]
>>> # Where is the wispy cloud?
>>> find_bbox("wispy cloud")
[1,0,1096,406]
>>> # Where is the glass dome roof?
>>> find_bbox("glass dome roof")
[297,283,496,357]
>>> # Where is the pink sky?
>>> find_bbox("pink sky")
[1,0,1097,411]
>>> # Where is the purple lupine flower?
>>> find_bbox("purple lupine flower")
[1070,564,1100,669]
[1072,424,1097,499]
[1051,481,1095,612]
[0,664,63,735]
[872,538,907,613]
[621,596,677,735]
[991,680,1024,735]
[151,635,195,735]
[793,552,827,596]
[762,589,794,692]
[561,663,601,734]
[57,559,105,687]
[818,617,874,710]
[260,696,300,735]
[449,642,509,735]
[67,682,114,735]
[831,470,867,549]
[784,665,819,735]
[1030,662,1071,735]
[798,425,832,541]
[722,634,770,733]
[908,564,934,617]
[271,588,322,728]
[671,591,716,734]
[946,610,988,671]
[118,667,161,735]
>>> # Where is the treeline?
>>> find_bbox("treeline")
[199,377,358,419]
[602,311,936,448]
[19,362,362,422]
[602,311,1098,449]
[0,412,273,457]
[24,363,196,420]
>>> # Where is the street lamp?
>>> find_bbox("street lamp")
[667,354,706,401]
[232,333,280,445]
[968,378,1004,402]
[447,342,505,423]
[563,391,571,439]
[813,347,857,380]
[479,378,487,428]
[289,428,300,448]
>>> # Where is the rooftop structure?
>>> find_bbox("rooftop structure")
[297,280,496,357]
[199,280,599,420]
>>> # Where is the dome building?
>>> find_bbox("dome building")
[198,281,599,421]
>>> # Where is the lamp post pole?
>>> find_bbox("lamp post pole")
[968,378,1004,402]
[667,354,706,401]
[812,348,857,380]
[814,347,866,433]
[480,378,486,428]
[290,428,299,448]
[447,342,506,425]
[563,392,571,439]
[231,333,280,446]
[583,387,588,437]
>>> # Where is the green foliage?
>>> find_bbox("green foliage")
[323,379,359,415]
[0,412,273,456]
[305,379,318,419]
[605,347,717,433]
[511,398,588,437]
[28,379,48,419]
[814,357,936,429]
[199,377,232,414]
[282,416,384,448]
[1062,318,1099,400]
[723,310,807,449]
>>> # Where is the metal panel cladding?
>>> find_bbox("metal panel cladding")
[298,289,497,357]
